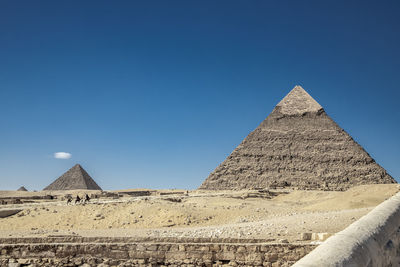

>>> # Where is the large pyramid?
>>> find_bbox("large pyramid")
[200,86,396,191]
[43,164,102,190]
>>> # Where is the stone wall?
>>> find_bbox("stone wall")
[0,237,316,266]
[293,191,400,267]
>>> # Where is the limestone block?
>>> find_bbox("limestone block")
[311,232,331,241]
[265,253,278,262]
[234,253,246,261]
[236,246,246,253]
[136,244,146,251]
[300,233,312,241]
[145,245,158,251]
[17,259,29,264]
[215,251,235,260]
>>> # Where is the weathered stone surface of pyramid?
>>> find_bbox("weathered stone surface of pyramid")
[43,164,102,190]
[200,86,396,191]
[17,186,28,191]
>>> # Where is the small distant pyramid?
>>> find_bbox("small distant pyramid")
[43,164,102,190]
[17,186,28,191]
[200,86,396,191]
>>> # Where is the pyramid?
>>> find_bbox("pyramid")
[200,86,396,191]
[17,186,28,191]
[43,164,102,190]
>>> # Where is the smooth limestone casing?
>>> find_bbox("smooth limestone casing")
[293,191,400,267]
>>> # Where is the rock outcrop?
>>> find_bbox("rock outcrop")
[43,164,102,190]
[200,86,396,191]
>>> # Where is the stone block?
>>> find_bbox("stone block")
[300,233,312,240]
[209,244,220,252]
[234,253,246,261]
[215,251,235,260]
[136,244,146,251]
[146,245,158,251]
[236,246,246,253]
[311,232,332,241]
[245,253,263,263]
[169,245,179,252]
[265,253,278,262]
[17,259,30,264]
[247,245,259,252]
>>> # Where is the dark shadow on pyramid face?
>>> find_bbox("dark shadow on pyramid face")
[43,164,102,191]
[200,86,396,191]
[17,186,28,191]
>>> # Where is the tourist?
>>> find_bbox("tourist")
[75,195,81,204]
[84,193,90,204]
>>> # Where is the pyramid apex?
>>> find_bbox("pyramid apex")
[73,163,83,169]
[293,85,304,89]
[276,85,323,115]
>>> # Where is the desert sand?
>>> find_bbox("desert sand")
[0,184,398,243]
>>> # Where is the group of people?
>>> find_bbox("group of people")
[66,194,90,205]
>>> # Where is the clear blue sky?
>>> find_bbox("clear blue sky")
[1,1,399,190]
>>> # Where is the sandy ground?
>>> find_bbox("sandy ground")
[0,184,398,243]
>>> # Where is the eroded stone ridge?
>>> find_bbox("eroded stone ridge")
[200,86,396,191]
[43,164,102,191]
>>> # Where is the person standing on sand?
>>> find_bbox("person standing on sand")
[75,195,81,204]
[84,193,90,204]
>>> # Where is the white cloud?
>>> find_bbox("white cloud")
[54,152,72,159]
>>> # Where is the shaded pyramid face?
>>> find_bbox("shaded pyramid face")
[43,164,102,190]
[17,186,28,191]
[200,86,396,191]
